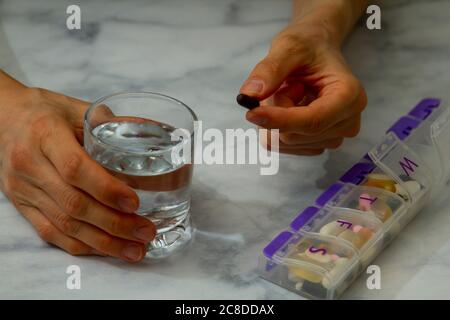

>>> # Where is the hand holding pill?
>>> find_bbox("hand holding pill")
[238,7,367,156]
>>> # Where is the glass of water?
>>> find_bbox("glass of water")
[84,92,197,259]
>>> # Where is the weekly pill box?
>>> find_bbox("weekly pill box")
[259,98,450,299]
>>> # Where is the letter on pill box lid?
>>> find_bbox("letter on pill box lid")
[290,206,320,231]
[339,162,376,185]
[408,98,441,121]
[386,116,420,141]
[263,231,294,259]
[315,183,344,207]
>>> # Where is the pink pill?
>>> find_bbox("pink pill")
[359,193,373,211]
[353,225,363,233]
[331,254,340,261]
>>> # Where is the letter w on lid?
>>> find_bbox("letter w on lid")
[399,156,418,177]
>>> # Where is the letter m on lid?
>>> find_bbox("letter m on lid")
[399,156,418,177]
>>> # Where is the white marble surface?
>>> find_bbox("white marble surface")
[1,0,450,299]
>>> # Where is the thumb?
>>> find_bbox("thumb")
[240,41,309,100]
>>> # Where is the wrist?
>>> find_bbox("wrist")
[291,0,366,48]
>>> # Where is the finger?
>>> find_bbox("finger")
[85,103,116,129]
[278,148,325,156]
[21,185,147,262]
[262,142,325,156]
[40,118,140,213]
[279,137,344,150]
[19,204,102,256]
[259,129,326,156]
[279,115,361,145]
[246,79,362,133]
[22,157,155,243]
[37,89,91,137]
[240,34,312,100]
[270,82,306,107]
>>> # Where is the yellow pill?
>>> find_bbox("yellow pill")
[371,199,393,222]
[355,227,374,243]
[288,267,323,283]
[364,173,396,193]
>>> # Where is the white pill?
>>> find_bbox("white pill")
[395,181,421,199]
[319,221,346,237]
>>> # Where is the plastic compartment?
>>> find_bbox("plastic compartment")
[259,99,449,300]
[431,107,450,185]
[368,132,432,204]
[326,183,406,225]
[297,207,383,250]
[260,231,359,299]
[339,162,376,185]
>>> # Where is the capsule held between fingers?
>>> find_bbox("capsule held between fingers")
[236,94,260,110]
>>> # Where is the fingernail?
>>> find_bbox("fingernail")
[242,79,264,94]
[122,244,143,261]
[247,113,267,126]
[118,197,138,213]
[133,225,155,242]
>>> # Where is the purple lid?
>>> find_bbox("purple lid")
[408,98,441,121]
[386,116,420,141]
[339,162,376,185]
[290,206,320,231]
[263,231,293,259]
[315,183,343,207]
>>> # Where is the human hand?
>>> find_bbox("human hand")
[240,22,367,155]
[0,73,155,262]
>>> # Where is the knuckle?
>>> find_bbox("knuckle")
[61,153,83,182]
[7,143,31,172]
[314,149,326,155]
[327,138,344,150]
[344,118,361,138]
[59,215,82,237]
[346,125,361,138]
[97,235,114,253]
[356,87,368,113]
[305,113,327,135]
[62,190,86,217]
[36,222,54,242]
[342,77,366,112]
[30,115,53,137]
[274,33,302,51]
[272,32,314,60]
[66,242,89,256]
[279,133,298,145]
[109,215,126,235]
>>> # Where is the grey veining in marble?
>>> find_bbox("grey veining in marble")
[1,0,450,299]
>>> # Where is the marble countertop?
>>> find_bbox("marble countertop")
[1,0,450,299]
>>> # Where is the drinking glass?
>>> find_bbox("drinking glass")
[84,92,197,258]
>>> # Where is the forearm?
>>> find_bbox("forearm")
[292,0,368,47]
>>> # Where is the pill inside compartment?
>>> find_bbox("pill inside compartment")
[281,231,359,299]
[368,132,431,205]
[302,207,384,265]
[327,183,406,226]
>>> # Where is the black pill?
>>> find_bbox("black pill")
[236,94,260,110]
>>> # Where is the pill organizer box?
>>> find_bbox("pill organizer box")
[259,98,450,299]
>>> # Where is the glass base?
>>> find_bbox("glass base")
[145,215,192,259]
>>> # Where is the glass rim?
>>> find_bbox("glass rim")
[84,91,198,133]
